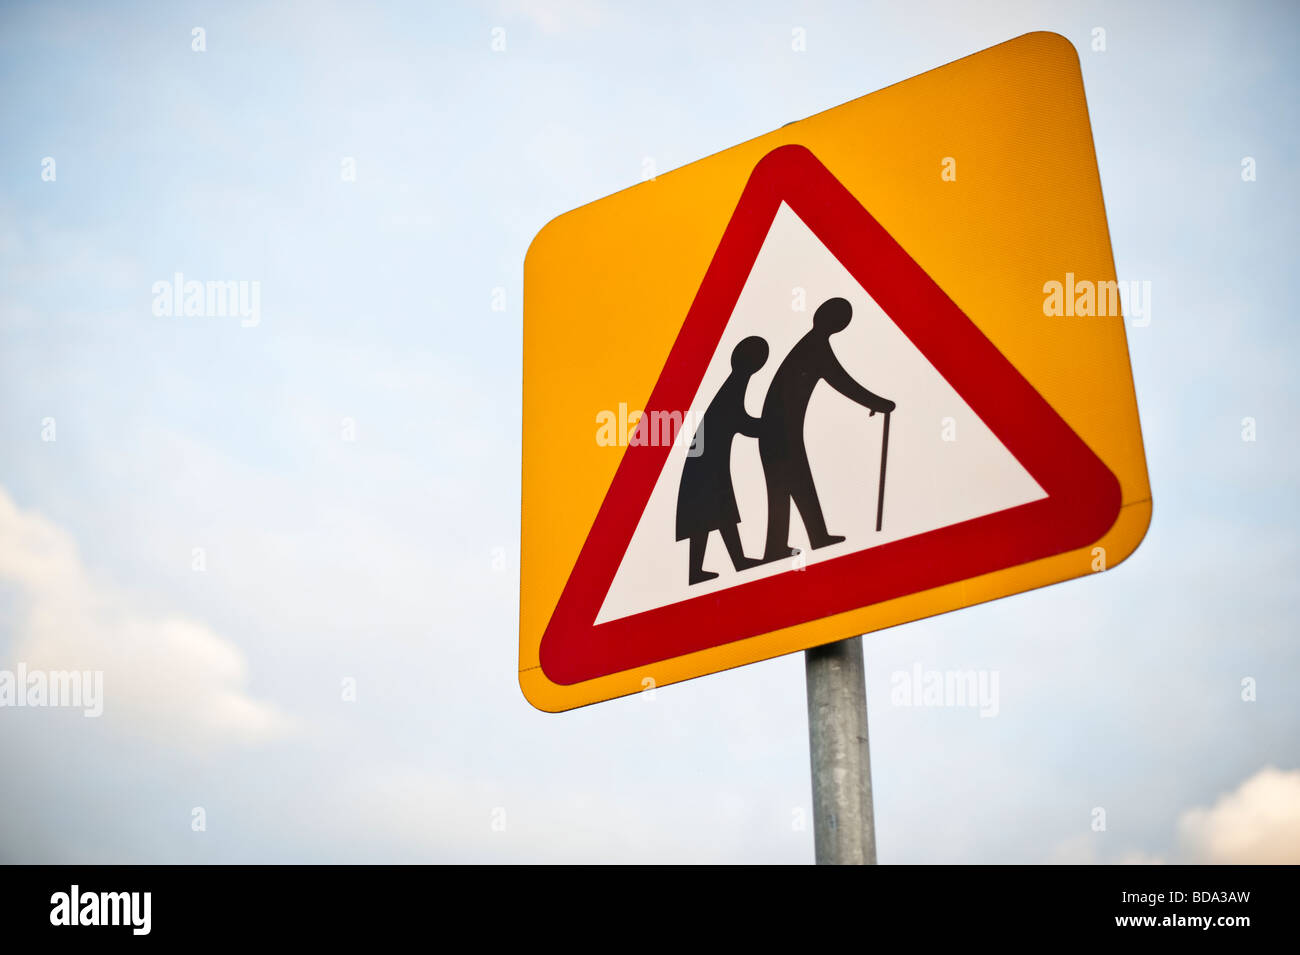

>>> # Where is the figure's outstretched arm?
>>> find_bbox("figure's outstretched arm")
[822,350,895,414]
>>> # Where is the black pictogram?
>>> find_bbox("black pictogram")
[677,297,896,584]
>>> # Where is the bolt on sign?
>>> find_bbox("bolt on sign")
[520,32,1151,712]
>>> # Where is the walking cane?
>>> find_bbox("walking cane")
[875,411,891,532]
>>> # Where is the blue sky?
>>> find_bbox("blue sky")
[1,0,1297,862]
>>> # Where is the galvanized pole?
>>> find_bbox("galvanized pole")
[805,635,876,864]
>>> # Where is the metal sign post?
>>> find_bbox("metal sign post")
[805,635,876,865]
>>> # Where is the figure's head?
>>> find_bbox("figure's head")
[813,297,853,334]
[731,335,769,374]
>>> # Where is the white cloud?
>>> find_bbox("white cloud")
[1178,766,1300,864]
[1046,767,1300,865]
[0,486,291,747]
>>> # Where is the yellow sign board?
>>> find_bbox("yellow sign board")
[520,32,1151,712]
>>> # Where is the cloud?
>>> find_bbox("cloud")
[1047,767,1300,865]
[1178,766,1300,864]
[0,486,291,747]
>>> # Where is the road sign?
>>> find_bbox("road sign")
[521,32,1151,712]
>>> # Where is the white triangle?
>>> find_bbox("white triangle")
[595,202,1046,625]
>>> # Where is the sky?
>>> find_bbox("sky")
[1,0,1297,863]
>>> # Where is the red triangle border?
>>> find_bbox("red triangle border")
[539,144,1121,686]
